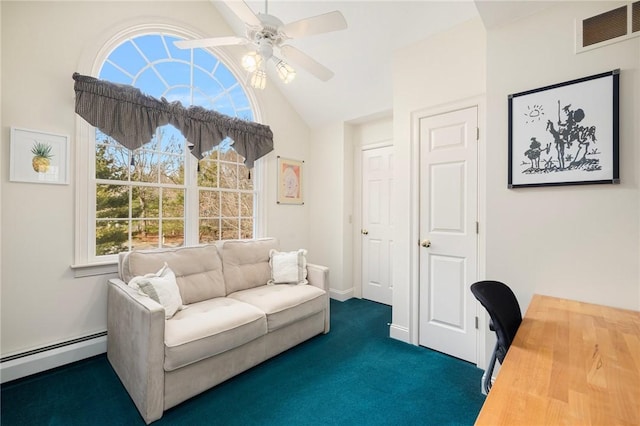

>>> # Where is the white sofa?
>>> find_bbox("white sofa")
[106,238,330,424]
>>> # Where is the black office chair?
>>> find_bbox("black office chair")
[470,280,522,394]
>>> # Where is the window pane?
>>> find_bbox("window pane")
[132,219,159,249]
[239,168,252,190]
[162,220,184,248]
[96,143,129,181]
[136,67,167,97]
[107,41,146,76]
[198,159,219,187]
[134,34,169,62]
[164,35,192,62]
[97,184,129,218]
[158,126,184,154]
[221,219,239,240]
[220,147,241,162]
[229,85,252,116]
[132,150,158,183]
[194,67,220,95]
[220,163,238,189]
[214,65,237,89]
[221,192,239,217]
[163,188,184,218]
[159,154,184,185]
[241,193,253,217]
[164,86,192,105]
[199,219,220,243]
[199,190,220,217]
[96,220,128,256]
[215,95,237,117]
[155,62,191,89]
[132,186,159,218]
[99,62,131,85]
[240,219,253,239]
[193,51,218,73]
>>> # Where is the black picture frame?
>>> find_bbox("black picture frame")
[508,69,619,188]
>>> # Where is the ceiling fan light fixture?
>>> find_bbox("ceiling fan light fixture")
[241,51,263,73]
[173,1,348,86]
[276,60,296,84]
[250,69,267,90]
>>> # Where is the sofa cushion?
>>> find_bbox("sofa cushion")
[119,245,225,305]
[228,284,326,332]
[128,263,184,319]
[164,297,267,371]
[221,238,279,295]
[268,249,308,285]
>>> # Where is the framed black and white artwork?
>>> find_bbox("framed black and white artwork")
[508,69,619,188]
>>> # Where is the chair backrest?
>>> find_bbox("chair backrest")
[470,280,522,363]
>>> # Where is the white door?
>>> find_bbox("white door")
[418,106,478,363]
[361,145,394,305]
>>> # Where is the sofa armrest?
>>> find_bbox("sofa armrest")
[107,278,165,424]
[306,263,329,292]
[307,263,330,333]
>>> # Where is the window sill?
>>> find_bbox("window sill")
[70,261,118,278]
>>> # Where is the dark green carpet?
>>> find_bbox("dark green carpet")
[1,299,485,425]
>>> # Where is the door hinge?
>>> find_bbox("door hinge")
[475,316,479,329]
[476,127,480,141]
[476,221,479,234]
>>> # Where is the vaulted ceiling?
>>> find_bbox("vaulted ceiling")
[210,1,552,129]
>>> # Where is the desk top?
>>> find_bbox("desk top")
[475,294,640,426]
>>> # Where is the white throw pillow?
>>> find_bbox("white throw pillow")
[268,249,308,285]
[128,263,184,319]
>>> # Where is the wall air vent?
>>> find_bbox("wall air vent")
[577,2,640,52]
[583,6,627,47]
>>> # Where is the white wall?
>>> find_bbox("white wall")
[1,1,311,359]
[391,18,487,343]
[308,123,354,300]
[485,1,640,313]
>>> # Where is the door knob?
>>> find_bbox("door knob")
[361,229,369,235]
[420,239,431,248]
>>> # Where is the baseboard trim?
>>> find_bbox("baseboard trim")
[0,332,107,384]
[329,287,354,302]
[389,323,410,343]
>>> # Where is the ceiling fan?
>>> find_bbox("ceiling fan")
[174,0,348,89]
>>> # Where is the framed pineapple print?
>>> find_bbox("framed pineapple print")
[10,127,69,185]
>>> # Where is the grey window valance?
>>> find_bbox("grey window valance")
[72,72,273,168]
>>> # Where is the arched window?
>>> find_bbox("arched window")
[84,32,259,261]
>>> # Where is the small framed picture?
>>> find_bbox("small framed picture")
[508,69,619,188]
[277,156,303,205]
[10,127,70,185]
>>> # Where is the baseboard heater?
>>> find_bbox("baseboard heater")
[0,331,107,384]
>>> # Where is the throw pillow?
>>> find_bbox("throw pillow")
[128,263,184,319]
[268,249,308,285]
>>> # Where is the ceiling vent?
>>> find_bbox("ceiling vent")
[577,2,639,52]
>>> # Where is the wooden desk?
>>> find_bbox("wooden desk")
[475,294,640,426]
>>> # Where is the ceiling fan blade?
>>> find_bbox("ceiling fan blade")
[281,11,347,39]
[174,36,249,49]
[280,45,334,82]
[225,0,261,27]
